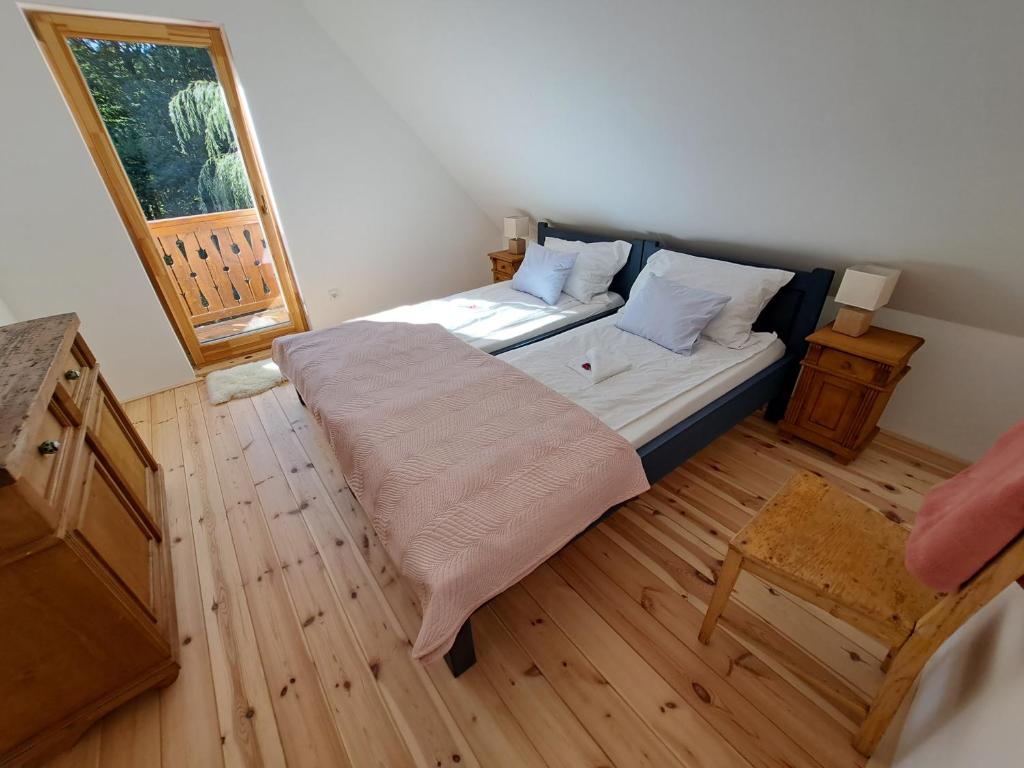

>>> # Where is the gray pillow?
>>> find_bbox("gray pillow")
[615,273,730,354]
[511,243,578,305]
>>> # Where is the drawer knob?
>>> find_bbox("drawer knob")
[38,440,61,455]
[64,369,82,381]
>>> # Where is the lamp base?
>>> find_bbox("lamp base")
[507,237,526,255]
[834,307,874,337]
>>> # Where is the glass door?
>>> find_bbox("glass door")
[27,11,308,367]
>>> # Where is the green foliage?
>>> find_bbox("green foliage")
[169,80,253,212]
[169,80,235,158]
[68,38,253,220]
[199,152,253,212]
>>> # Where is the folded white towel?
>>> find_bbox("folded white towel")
[566,347,632,385]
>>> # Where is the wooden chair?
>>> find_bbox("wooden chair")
[698,471,1024,756]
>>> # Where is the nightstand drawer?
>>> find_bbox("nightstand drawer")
[488,249,524,284]
[492,261,516,281]
[813,347,886,385]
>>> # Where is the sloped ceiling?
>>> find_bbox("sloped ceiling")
[302,0,1024,336]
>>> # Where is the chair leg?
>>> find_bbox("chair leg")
[854,631,935,756]
[699,548,744,644]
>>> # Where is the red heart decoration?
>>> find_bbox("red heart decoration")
[581,362,591,370]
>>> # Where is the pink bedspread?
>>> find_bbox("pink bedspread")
[273,321,650,661]
[905,419,1024,592]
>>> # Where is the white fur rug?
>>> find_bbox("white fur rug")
[205,359,285,405]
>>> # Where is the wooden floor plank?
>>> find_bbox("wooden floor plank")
[493,583,685,768]
[245,390,478,767]
[97,691,161,768]
[150,390,224,768]
[550,547,851,768]
[271,384,550,768]
[174,385,286,767]
[627,495,889,675]
[522,564,754,768]
[198,391,355,767]
[471,606,613,768]
[123,397,152,452]
[619,504,886,698]
[226,395,419,767]
[51,385,961,768]
[45,722,101,768]
[639,484,890,661]
[572,526,866,756]
[602,513,869,726]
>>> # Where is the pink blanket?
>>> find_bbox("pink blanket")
[273,321,650,661]
[905,419,1024,592]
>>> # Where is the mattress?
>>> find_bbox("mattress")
[359,281,623,352]
[499,316,786,447]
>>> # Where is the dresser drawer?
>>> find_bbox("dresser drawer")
[21,399,77,507]
[812,347,888,385]
[88,377,160,532]
[55,334,94,409]
[0,397,79,551]
[70,446,156,615]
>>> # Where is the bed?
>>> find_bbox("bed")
[358,223,653,354]
[276,231,833,676]
[436,252,833,674]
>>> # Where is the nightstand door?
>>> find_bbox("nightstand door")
[796,373,867,445]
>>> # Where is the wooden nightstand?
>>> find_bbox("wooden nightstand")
[489,249,525,283]
[779,323,923,463]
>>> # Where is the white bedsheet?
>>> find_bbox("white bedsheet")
[500,316,786,447]
[360,282,623,352]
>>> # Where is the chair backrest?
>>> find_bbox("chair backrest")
[905,419,1024,593]
[914,528,1024,644]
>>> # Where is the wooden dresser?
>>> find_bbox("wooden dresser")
[489,249,525,282]
[0,314,178,766]
[780,323,924,463]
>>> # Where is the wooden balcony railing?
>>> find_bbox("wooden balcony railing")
[148,209,283,328]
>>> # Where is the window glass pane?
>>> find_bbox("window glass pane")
[69,38,254,221]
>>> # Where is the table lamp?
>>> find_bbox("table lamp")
[833,265,901,337]
[503,216,529,255]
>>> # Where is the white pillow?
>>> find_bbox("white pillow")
[632,249,794,348]
[544,237,630,303]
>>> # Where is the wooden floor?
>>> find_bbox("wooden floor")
[45,381,964,768]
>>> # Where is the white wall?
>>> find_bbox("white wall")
[0,297,15,327]
[820,301,1024,460]
[301,0,1024,339]
[0,0,499,400]
[889,586,1024,767]
[303,0,1024,461]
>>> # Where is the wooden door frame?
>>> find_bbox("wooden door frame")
[25,9,309,368]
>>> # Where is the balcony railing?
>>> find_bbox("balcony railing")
[148,209,283,329]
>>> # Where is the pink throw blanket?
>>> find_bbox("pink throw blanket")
[905,419,1024,592]
[273,321,650,661]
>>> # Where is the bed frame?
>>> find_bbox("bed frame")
[487,222,657,355]
[443,243,834,677]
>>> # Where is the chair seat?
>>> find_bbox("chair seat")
[733,473,942,642]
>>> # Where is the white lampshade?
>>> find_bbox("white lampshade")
[503,215,529,239]
[835,265,901,311]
